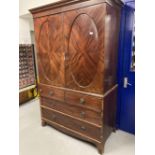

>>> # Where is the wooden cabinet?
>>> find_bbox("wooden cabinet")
[30,0,123,154]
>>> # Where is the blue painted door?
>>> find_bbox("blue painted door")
[117,1,135,134]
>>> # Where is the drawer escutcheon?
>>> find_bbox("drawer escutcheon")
[80,111,86,118]
[80,126,86,131]
[49,91,54,96]
[80,98,85,104]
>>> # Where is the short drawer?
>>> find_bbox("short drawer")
[41,97,102,125]
[38,84,64,102]
[65,90,103,112]
[41,107,102,141]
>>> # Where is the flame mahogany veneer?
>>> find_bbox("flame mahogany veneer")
[30,0,123,154]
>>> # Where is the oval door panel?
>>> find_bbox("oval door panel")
[69,14,99,87]
[38,20,61,82]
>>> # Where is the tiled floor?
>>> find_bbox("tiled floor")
[19,99,135,155]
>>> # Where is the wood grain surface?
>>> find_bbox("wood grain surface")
[31,0,122,154]
[64,4,106,94]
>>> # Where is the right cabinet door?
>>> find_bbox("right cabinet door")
[64,4,106,94]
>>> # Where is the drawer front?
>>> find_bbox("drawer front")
[41,107,101,141]
[38,84,64,102]
[65,91,102,112]
[41,97,102,125]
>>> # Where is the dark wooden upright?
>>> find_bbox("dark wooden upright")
[30,0,123,154]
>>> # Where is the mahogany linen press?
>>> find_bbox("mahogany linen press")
[30,0,123,153]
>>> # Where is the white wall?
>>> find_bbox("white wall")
[19,0,59,44]
[19,0,58,16]
[19,17,32,44]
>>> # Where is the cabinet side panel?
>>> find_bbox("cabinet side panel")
[104,5,121,92]
[103,87,118,142]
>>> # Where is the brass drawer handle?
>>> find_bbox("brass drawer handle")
[80,126,86,131]
[49,91,54,96]
[80,111,85,118]
[80,98,85,104]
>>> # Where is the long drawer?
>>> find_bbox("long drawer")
[41,107,102,141]
[65,90,103,112]
[41,97,102,126]
[38,84,64,102]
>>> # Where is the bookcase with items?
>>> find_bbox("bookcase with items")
[19,44,37,104]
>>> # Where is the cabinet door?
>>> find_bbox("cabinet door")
[34,14,64,87]
[64,4,106,94]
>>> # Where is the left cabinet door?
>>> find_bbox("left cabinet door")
[34,14,64,87]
